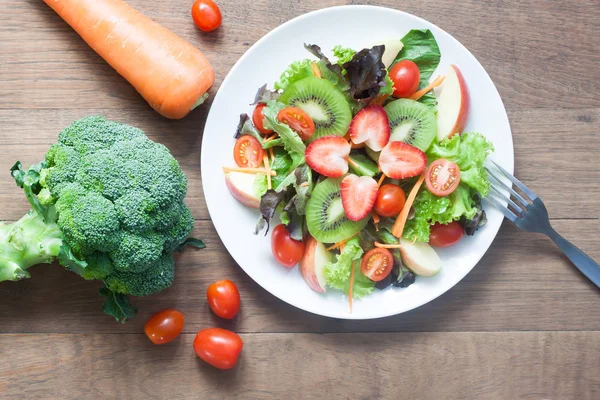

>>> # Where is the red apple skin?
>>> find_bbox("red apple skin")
[448,65,470,138]
[224,172,260,208]
[299,236,326,293]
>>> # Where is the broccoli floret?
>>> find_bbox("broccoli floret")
[1,116,202,323]
[105,254,175,297]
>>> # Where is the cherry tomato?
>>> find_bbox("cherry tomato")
[374,184,406,217]
[144,309,184,345]
[429,221,464,248]
[233,136,264,168]
[389,60,420,98]
[277,107,315,141]
[207,280,240,319]
[271,224,305,268]
[425,159,461,197]
[194,328,243,370]
[252,103,273,135]
[361,248,393,282]
[191,0,222,32]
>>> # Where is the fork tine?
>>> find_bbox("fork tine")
[491,160,538,201]
[485,166,530,208]
[485,195,518,222]
[490,185,524,215]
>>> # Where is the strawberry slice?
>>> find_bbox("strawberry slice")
[305,136,351,178]
[341,174,379,221]
[348,105,390,152]
[378,141,427,179]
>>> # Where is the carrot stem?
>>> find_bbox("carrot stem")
[391,174,425,237]
[409,75,445,101]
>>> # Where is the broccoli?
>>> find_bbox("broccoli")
[0,116,204,322]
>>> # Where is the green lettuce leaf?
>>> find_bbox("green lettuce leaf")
[324,237,374,298]
[333,45,355,66]
[273,58,349,95]
[427,132,494,196]
[403,185,476,242]
[393,29,441,107]
[262,100,306,167]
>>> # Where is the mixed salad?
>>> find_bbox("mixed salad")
[223,29,493,308]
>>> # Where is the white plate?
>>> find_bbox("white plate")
[201,5,513,319]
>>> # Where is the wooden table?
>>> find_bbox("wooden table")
[1,1,599,398]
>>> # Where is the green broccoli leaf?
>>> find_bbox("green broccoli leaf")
[99,286,138,323]
[58,244,88,276]
[175,238,206,251]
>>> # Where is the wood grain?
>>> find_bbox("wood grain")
[0,219,598,334]
[0,0,599,398]
[1,332,599,399]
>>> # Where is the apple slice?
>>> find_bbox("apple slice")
[399,239,442,276]
[436,65,469,141]
[300,236,331,293]
[224,171,261,208]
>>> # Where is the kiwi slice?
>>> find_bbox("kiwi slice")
[384,99,437,151]
[306,178,369,244]
[279,77,352,141]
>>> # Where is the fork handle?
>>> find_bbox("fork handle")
[548,229,600,288]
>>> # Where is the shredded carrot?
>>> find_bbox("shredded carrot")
[299,182,309,187]
[263,155,272,190]
[374,241,403,249]
[409,75,445,101]
[377,174,386,188]
[348,261,355,313]
[312,62,321,78]
[351,142,365,149]
[347,157,359,169]
[269,147,274,164]
[264,134,278,142]
[326,232,360,251]
[372,212,380,231]
[391,174,425,237]
[222,166,276,176]
[371,93,389,106]
[339,243,346,251]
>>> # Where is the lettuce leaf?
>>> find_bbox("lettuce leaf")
[427,132,494,196]
[262,100,306,167]
[333,46,356,66]
[393,29,441,107]
[324,237,374,298]
[343,45,387,104]
[235,113,283,149]
[273,58,349,95]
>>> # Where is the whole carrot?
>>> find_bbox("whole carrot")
[44,0,215,119]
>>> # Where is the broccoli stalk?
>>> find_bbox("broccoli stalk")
[0,116,204,323]
[0,211,63,282]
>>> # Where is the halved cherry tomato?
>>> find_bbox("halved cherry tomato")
[207,280,240,319]
[429,221,464,248]
[389,60,420,98]
[144,309,184,345]
[191,0,222,32]
[425,159,461,196]
[193,328,243,370]
[233,136,264,168]
[361,248,393,282]
[374,184,406,217]
[271,224,305,268]
[252,103,273,135]
[277,107,315,140]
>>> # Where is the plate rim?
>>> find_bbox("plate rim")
[200,4,514,320]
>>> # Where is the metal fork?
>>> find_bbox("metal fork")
[485,160,600,288]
